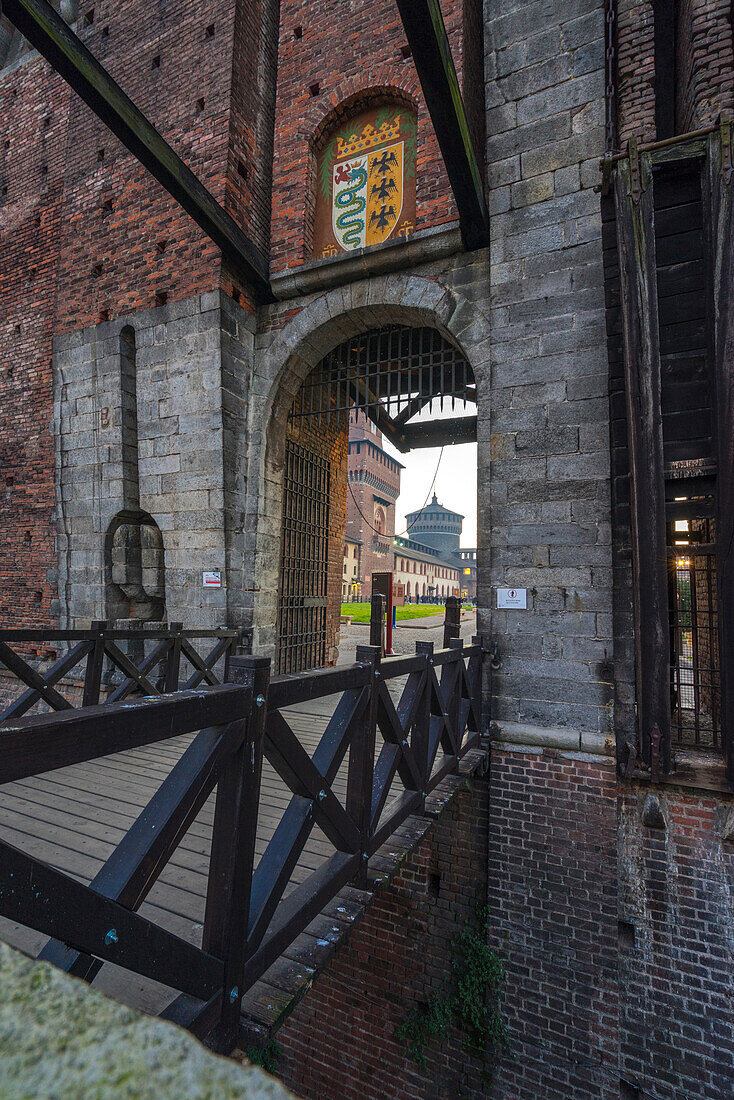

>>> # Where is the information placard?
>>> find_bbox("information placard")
[497,587,527,609]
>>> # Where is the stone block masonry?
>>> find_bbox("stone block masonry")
[53,291,255,629]
[483,0,613,744]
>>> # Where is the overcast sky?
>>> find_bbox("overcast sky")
[381,424,478,548]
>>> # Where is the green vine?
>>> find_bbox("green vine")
[245,1039,281,1075]
[395,902,509,1081]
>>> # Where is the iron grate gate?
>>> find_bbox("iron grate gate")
[276,441,331,675]
[669,517,721,751]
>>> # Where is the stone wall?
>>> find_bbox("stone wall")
[53,291,254,629]
[0,941,296,1100]
[484,0,613,743]
[0,0,274,630]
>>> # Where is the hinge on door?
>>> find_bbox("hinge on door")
[627,136,644,205]
[623,738,637,778]
[650,723,662,784]
[720,114,733,185]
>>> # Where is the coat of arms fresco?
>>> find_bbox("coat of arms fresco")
[314,106,417,259]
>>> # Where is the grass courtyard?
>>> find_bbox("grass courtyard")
[341,603,451,623]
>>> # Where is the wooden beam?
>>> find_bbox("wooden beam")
[706,123,734,780]
[401,415,477,449]
[614,145,671,772]
[0,685,251,783]
[395,0,488,250]
[0,0,272,301]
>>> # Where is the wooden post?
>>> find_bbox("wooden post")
[414,640,434,802]
[471,634,486,735]
[202,655,269,1051]
[82,621,107,708]
[163,622,183,694]
[347,644,381,883]
[614,146,672,772]
[443,595,461,649]
[447,638,464,750]
[369,593,386,655]
[706,122,734,780]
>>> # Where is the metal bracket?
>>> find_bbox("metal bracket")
[650,724,662,783]
[623,738,637,778]
[627,136,645,205]
[599,156,615,197]
[720,115,733,185]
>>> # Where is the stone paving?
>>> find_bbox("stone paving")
[337,610,477,665]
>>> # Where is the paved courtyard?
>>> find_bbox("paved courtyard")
[336,609,477,665]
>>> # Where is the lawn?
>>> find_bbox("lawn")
[341,603,448,624]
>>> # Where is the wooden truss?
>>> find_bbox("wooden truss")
[0,623,241,720]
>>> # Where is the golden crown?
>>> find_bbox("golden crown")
[336,117,401,159]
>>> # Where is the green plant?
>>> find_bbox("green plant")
[395,997,452,1068]
[245,1039,281,1075]
[395,902,509,1077]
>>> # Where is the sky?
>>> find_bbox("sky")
[380,403,478,547]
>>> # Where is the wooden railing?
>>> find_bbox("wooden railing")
[0,637,485,1052]
[0,622,243,720]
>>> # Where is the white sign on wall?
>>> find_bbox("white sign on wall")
[202,571,222,588]
[497,587,527,610]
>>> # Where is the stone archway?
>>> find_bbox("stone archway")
[245,273,490,662]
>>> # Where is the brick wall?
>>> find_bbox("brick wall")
[345,414,401,600]
[268,0,482,273]
[618,784,734,1100]
[616,0,734,146]
[487,746,619,1100]
[676,0,734,132]
[617,0,657,144]
[0,0,270,629]
[0,55,69,627]
[274,771,491,1100]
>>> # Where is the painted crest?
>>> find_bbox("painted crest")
[315,107,416,259]
[331,128,404,251]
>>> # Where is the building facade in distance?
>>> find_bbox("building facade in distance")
[346,415,462,601]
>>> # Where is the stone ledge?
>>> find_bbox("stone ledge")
[237,747,489,1051]
[0,941,296,1099]
[270,224,463,299]
[490,719,615,759]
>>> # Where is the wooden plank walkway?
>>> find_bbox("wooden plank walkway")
[0,693,368,1019]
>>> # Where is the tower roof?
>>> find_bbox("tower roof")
[406,493,464,522]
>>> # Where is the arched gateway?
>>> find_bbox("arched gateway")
[245,275,489,673]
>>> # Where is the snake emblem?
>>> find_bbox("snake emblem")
[335,164,368,248]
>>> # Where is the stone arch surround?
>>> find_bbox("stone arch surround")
[245,272,490,659]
